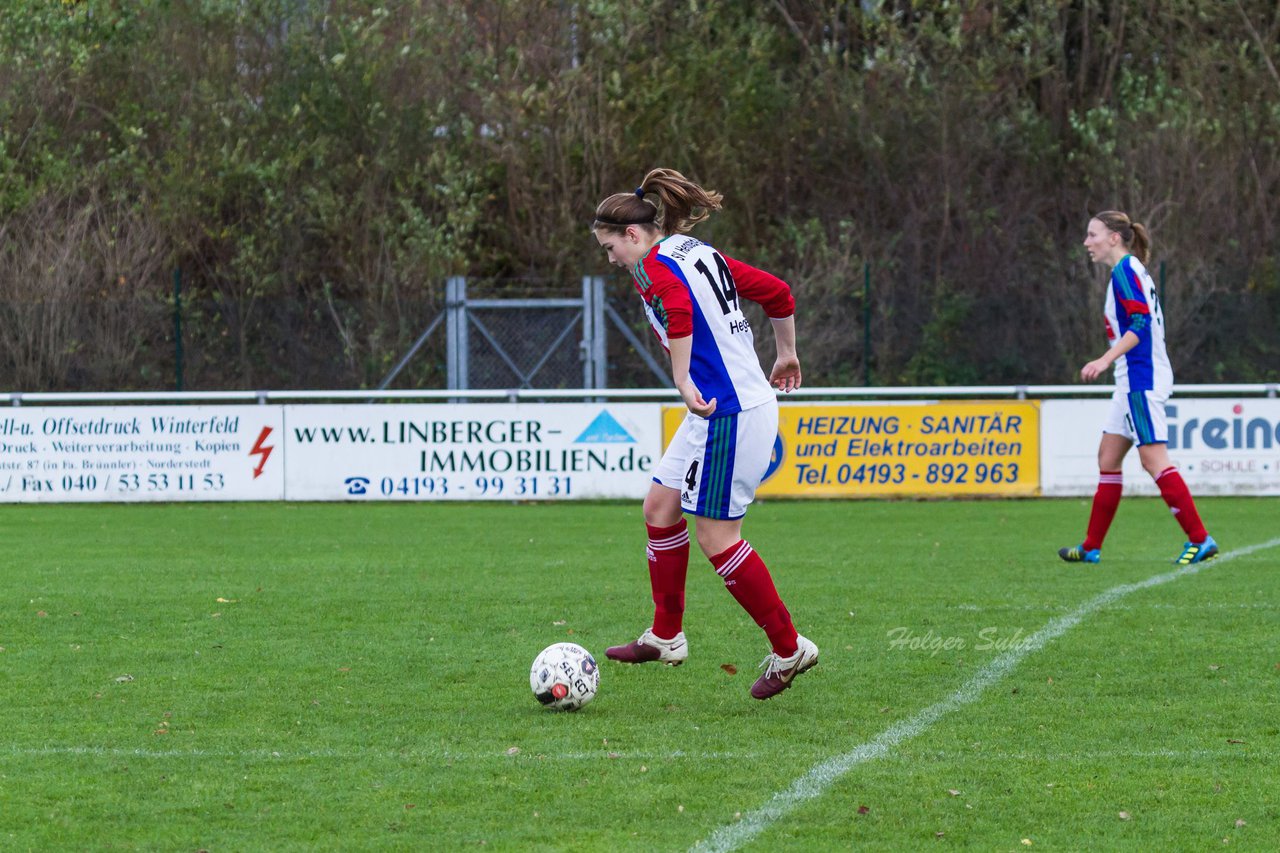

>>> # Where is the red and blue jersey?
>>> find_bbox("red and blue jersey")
[631,236,794,417]
[1103,254,1171,394]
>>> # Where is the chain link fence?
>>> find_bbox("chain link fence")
[1,269,1276,392]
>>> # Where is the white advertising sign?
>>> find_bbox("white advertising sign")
[0,406,284,502]
[1042,398,1280,495]
[283,403,661,500]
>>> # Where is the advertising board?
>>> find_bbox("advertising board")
[0,406,283,502]
[283,403,661,500]
[1041,398,1280,495]
[662,401,1041,498]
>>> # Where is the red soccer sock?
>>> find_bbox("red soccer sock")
[1155,467,1209,543]
[710,540,798,657]
[647,519,690,640]
[1083,470,1124,552]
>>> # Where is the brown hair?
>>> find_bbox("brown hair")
[1094,210,1151,265]
[592,168,723,236]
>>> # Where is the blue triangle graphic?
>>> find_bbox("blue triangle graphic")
[575,410,636,444]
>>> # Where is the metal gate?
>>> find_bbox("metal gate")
[377,276,669,391]
[447,276,603,390]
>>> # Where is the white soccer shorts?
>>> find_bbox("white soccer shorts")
[1101,388,1169,446]
[652,402,779,520]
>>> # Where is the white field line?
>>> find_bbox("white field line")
[952,601,1280,611]
[693,536,1280,853]
[4,544,1274,769]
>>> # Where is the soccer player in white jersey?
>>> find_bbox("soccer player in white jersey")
[1059,210,1218,566]
[591,168,817,700]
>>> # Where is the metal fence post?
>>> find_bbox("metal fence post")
[863,261,872,386]
[446,276,468,390]
[580,276,593,389]
[582,275,607,389]
[1159,260,1166,315]
[593,276,607,389]
[173,267,184,392]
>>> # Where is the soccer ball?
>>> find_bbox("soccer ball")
[529,642,599,711]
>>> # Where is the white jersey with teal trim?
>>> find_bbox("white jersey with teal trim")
[1103,255,1172,395]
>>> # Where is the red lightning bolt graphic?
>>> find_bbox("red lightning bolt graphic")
[249,426,274,479]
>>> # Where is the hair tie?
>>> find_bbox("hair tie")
[634,187,645,199]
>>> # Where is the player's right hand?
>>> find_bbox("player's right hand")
[679,381,717,418]
[1080,358,1109,381]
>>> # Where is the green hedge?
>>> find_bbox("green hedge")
[2,0,1277,389]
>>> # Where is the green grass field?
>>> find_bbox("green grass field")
[1,497,1277,851]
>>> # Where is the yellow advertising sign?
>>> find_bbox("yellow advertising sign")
[662,401,1040,498]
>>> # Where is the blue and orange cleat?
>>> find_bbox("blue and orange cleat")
[1174,535,1219,566]
[1058,544,1101,564]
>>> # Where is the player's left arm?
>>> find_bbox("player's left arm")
[723,255,802,392]
[722,255,796,318]
[1082,264,1150,381]
[768,315,802,392]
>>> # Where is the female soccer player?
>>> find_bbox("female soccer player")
[1059,211,1218,566]
[591,168,816,700]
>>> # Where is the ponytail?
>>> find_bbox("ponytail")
[637,168,723,234]
[1129,222,1151,266]
[592,168,722,236]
